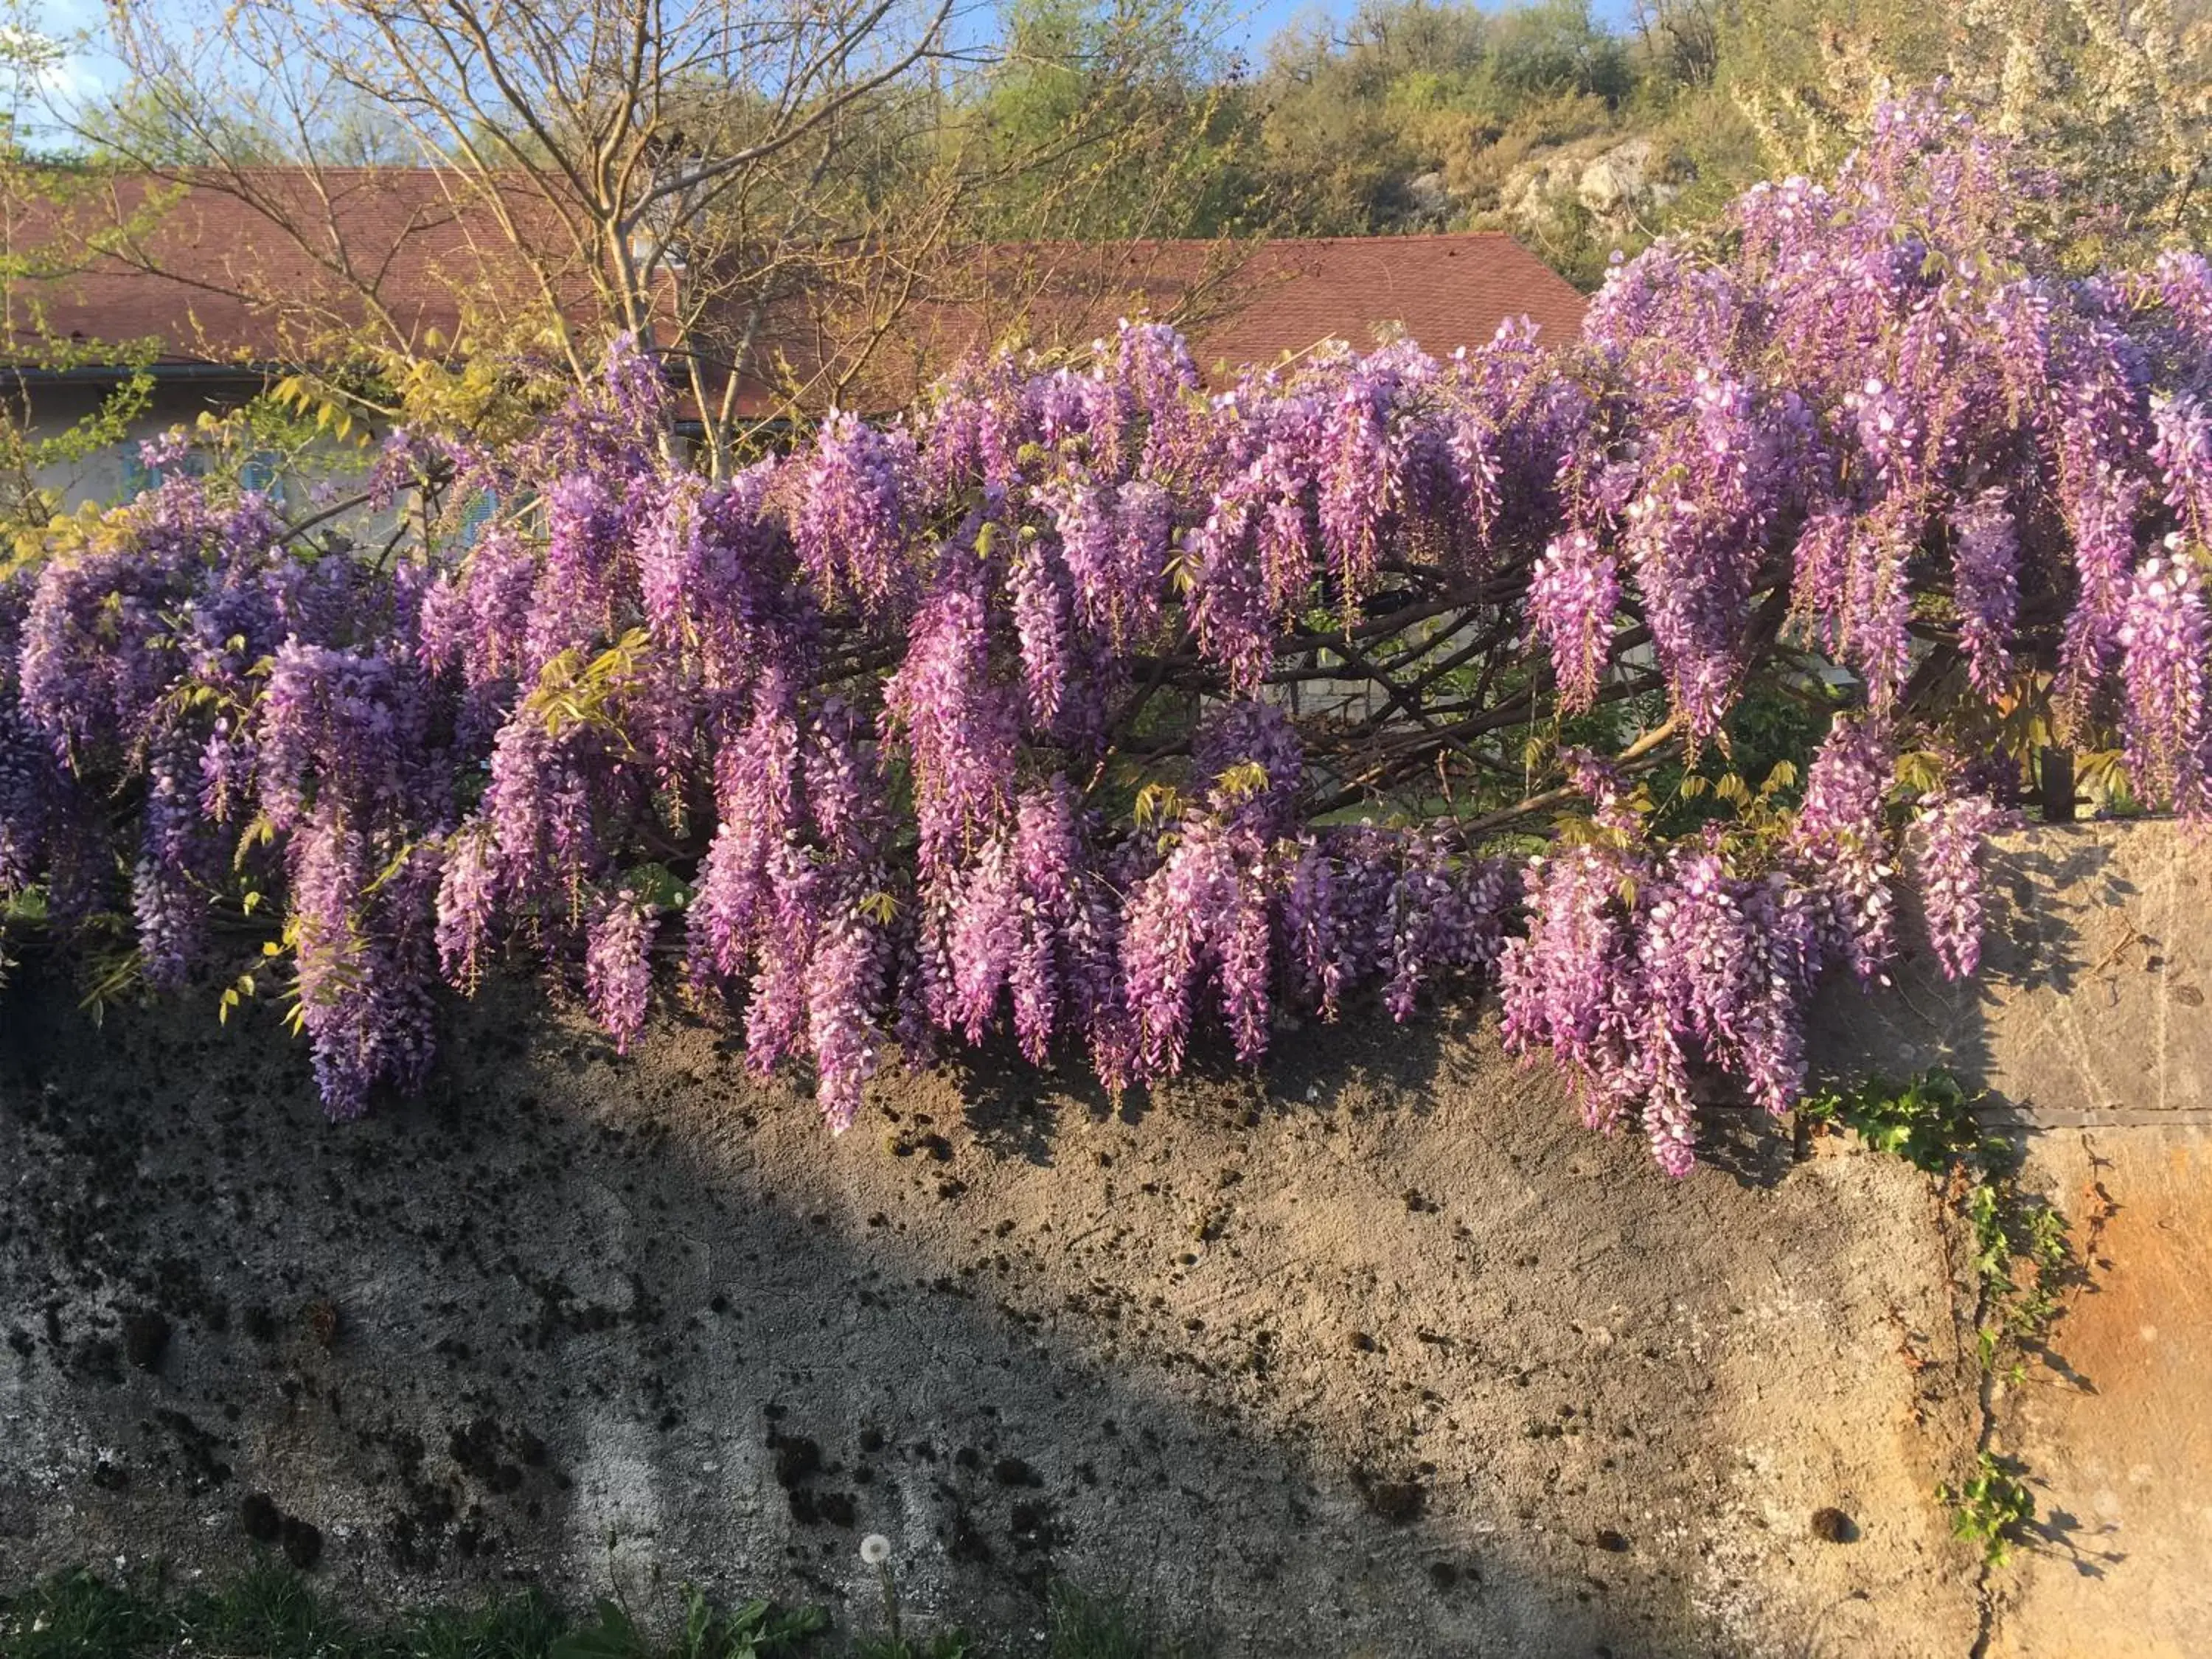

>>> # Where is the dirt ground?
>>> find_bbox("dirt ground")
[1,959,1988,1657]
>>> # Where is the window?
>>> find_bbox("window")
[121,448,206,501]
[456,490,499,546]
[239,450,282,496]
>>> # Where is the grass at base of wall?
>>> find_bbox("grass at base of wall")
[0,1562,1196,1659]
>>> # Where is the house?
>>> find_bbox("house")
[0,170,1587,509]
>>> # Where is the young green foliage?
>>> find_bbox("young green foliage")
[1941,1451,2037,1568]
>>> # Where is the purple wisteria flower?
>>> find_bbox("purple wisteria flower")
[794,411,918,615]
[2,100,2207,1175]
[2117,543,2211,815]
[585,889,657,1054]
[1527,530,1618,711]
[1914,790,2006,981]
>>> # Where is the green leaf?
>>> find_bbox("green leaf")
[550,1599,642,1659]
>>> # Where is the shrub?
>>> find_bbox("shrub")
[3,95,2206,1171]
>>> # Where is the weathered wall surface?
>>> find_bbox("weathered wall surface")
[1,820,2204,1657]
[1809,821,2211,1126]
[1812,821,2212,1659]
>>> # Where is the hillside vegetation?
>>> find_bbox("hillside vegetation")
[1217,0,2212,287]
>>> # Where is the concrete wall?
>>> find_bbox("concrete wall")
[1,821,2205,1657]
[1812,821,2212,1659]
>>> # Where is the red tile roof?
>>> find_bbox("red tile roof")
[7,173,1586,407]
[838,234,1586,403]
[8,170,589,369]
[1172,233,1588,369]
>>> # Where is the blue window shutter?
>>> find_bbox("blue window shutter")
[458,491,498,546]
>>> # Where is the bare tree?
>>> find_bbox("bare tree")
[0,2,186,530]
[81,0,1254,470]
[1631,0,1724,88]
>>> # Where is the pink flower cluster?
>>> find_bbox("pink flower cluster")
[1,99,2207,1170]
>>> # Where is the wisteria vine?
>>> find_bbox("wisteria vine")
[4,98,2210,1170]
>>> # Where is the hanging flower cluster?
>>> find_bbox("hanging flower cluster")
[3,97,2208,1170]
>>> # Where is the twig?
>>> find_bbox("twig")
[276,489,376,546]
[1447,714,1686,838]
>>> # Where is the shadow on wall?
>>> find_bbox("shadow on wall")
[1809,821,2209,1129]
[0,969,1981,1658]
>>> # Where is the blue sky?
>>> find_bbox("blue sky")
[12,0,106,97]
[16,0,1649,123]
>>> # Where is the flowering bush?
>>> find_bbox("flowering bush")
[3,98,2208,1169]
